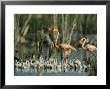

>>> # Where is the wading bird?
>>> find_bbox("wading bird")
[55,43,76,63]
[79,37,97,52]
[48,26,77,63]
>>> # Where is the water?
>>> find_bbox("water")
[14,35,97,76]
[14,49,96,76]
[15,68,89,76]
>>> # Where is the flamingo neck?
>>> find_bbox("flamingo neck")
[82,39,86,49]
[54,43,59,48]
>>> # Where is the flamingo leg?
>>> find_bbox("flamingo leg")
[64,55,67,63]
[93,52,97,59]
[64,57,66,62]
[90,52,93,59]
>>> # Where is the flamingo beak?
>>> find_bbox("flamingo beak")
[74,47,77,51]
[71,48,76,51]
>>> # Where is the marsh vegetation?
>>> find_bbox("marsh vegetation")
[14,14,97,76]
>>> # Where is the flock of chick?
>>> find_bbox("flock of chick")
[15,55,90,74]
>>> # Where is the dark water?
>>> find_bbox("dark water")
[15,69,89,76]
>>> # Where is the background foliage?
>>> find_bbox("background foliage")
[14,14,97,60]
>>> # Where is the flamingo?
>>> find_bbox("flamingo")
[79,37,97,52]
[48,26,76,62]
[55,43,76,63]
[79,37,97,68]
